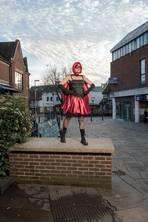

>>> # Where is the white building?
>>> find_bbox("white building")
[30,85,60,123]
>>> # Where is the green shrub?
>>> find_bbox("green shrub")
[0,95,32,176]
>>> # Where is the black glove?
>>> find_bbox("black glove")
[58,84,74,95]
[83,83,95,96]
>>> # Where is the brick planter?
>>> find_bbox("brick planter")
[9,138,115,188]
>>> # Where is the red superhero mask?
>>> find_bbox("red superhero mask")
[72,62,82,75]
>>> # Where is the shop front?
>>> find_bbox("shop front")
[116,97,134,121]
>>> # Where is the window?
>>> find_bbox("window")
[47,97,49,101]
[56,97,59,101]
[112,52,116,61]
[122,46,126,56]
[125,44,129,54]
[117,49,120,59]
[140,59,146,85]
[15,71,23,90]
[136,37,140,49]
[113,51,118,60]
[115,50,118,60]
[120,47,123,57]
[112,32,148,62]
[50,97,53,101]
[139,35,144,47]
[131,40,136,51]
[128,42,132,53]
[144,32,148,45]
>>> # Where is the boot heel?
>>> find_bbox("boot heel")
[59,129,66,143]
[80,129,88,145]
[81,138,88,146]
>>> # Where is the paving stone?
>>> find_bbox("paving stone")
[0,177,15,195]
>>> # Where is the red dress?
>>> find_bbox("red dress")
[61,80,91,116]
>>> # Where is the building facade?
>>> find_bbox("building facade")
[110,21,148,123]
[0,39,30,99]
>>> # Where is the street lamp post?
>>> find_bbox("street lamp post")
[52,91,55,119]
[34,80,39,137]
[101,98,104,121]
[90,102,94,122]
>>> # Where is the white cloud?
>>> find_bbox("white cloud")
[0,0,148,85]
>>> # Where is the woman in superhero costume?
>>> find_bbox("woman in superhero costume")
[59,62,95,145]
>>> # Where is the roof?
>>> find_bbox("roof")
[0,41,17,62]
[111,20,148,52]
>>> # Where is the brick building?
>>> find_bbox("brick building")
[109,21,148,122]
[0,39,30,99]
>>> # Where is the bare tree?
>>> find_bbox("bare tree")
[43,65,69,85]
[42,65,70,104]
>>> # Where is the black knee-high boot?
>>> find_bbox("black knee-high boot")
[60,127,67,143]
[80,129,88,145]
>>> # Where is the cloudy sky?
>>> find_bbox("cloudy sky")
[0,0,148,86]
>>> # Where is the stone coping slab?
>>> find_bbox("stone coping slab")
[10,137,115,154]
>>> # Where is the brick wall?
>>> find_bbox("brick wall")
[9,152,112,188]
[111,44,148,92]
[11,42,29,98]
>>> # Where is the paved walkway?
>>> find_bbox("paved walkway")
[61,117,148,221]
[0,117,148,221]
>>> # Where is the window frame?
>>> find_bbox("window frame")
[15,71,23,90]
[139,58,146,85]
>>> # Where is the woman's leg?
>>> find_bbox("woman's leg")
[63,114,71,128]
[78,116,88,145]
[60,113,71,143]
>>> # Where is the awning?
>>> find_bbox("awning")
[0,84,18,93]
